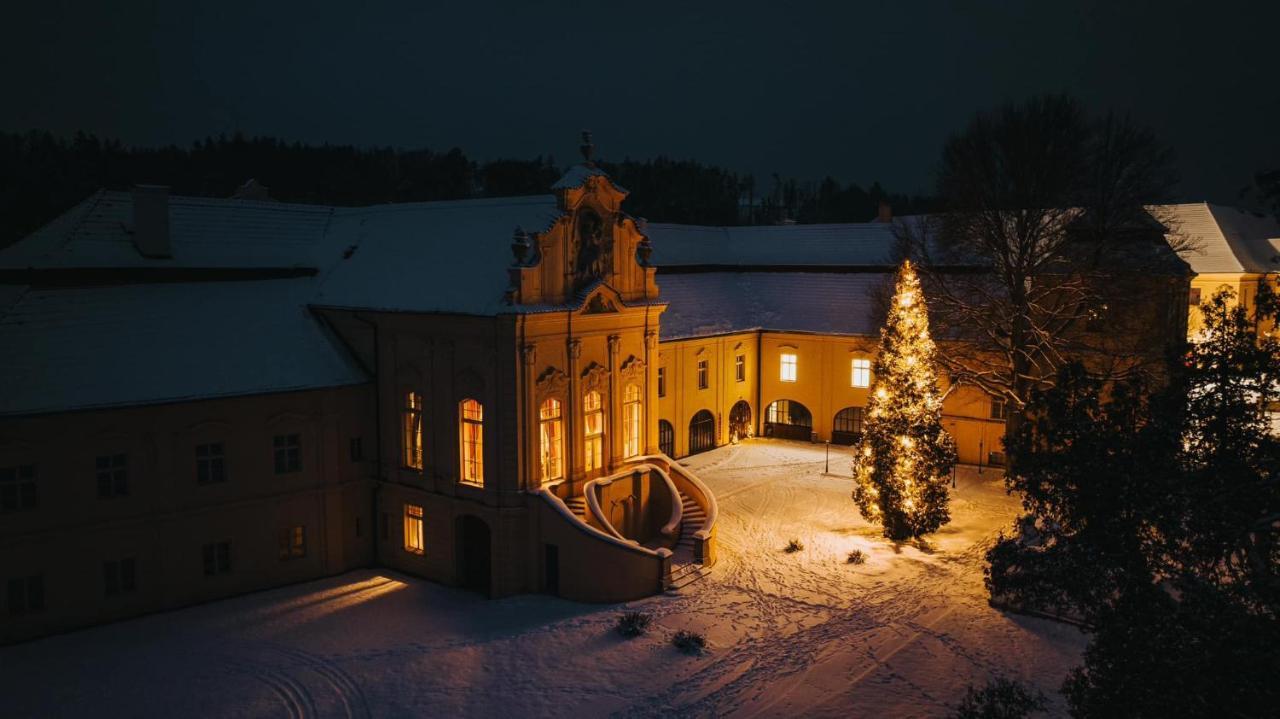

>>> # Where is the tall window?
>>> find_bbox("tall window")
[103,558,137,596]
[202,541,231,576]
[623,384,642,458]
[196,443,225,484]
[459,399,484,485]
[402,391,424,470]
[273,434,301,474]
[657,367,666,398]
[539,398,564,483]
[404,504,424,554]
[1,464,38,512]
[583,391,604,471]
[697,359,708,390]
[278,525,306,560]
[735,355,745,382]
[851,358,871,388]
[95,454,128,499]
[990,397,1009,421]
[780,353,798,382]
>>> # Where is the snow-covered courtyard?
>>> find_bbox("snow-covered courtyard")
[0,440,1085,718]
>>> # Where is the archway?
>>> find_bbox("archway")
[688,410,716,455]
[658,419,675,457]
[729,400,752,441]
[832,406,865,445]
[455,515,492,597]
[764,400,812,441]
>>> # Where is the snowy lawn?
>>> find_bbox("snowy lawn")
[0,440,1085,718]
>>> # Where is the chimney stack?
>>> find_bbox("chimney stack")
[876,200,892,223]
[132,185,172,258]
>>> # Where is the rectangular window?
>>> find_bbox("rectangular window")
[349,437,364,462]
[623,385,642,458]
[103,558,137,597]
[278,525,306,560]
[95,454,128,499]
[780,353,798,382]
[697,359,708,390]
[6,575,44,615]
[202,541,231,576]
[273,434,301,474]
[404,504,424,554]
[459,399,484,485]
[735,355,745,382]
[1188,287,1201,305]
[990,397,1009,421]
[0,464,37,513]
[657,367,666,398]
[196,443,226,484]
[402,391,424,470]
[539,399,564,483]
[851,358,871,388]
[583,391,605,472]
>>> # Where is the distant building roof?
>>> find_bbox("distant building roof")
[0,279,367,417]
[1158,202,1280,274]
[659,272,885,340]
[647,222,897,268]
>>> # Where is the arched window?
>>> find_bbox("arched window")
[623,384,641,458]
[583,391,604,472]
[832,406,865,445]
[459,399,484,485]
[401,391,423,470]
[539,398,564,483]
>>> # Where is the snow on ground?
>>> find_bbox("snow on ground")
[0,440,1085,718]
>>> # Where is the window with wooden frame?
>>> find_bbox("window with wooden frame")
[196,443,225,484]
[657,367,666,398]
[623,384,642,458]
[539,398,564,483]
[583,390,605,471]
[273,434,301,474]
[0,464,38,513]
[402,391,424,470]
[696,359,708,390]
[735,355,746,382]
[403,504,424,554]
[95,454,128,499]
[851,358,871,388]
[459,399,484,485]
[278,525,306,560]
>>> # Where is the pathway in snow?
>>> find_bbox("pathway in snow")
[0,440,1085,718]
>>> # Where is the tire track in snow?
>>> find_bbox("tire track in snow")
[273,645,371,719]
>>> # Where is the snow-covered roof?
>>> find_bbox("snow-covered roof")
[659,272,886,340]
[647,222,898,267]
[314,195,561,315]
[551,164,624,192]
[0,190,338,270]
[1158,202,1280,274]
[0,280,367,417]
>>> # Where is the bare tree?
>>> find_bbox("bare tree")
[897,95,1186,442]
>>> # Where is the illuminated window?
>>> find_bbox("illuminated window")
[95,454,128,499]
[278,525,306,560]
[851,358,871,388]
[657,367,666,398]
[539,398,564,483]
[404,504,424,554]
[780,353,797,382]
[273,434,301,474]
[103,558,137,596]
[459,399,484,485]
[6,575,44,615]
[1188,287,1201,306]
[623,384,642,458]
[1,464,38,512]
[402,391,424,470]
[202,541,231,576]
[697,359,708,390]
[735,355,745,382]
[584,390,604,472]
[196,443,225,484]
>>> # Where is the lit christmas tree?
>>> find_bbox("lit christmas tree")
[851,260,957,540]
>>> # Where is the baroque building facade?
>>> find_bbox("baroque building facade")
[3,151,1266,644]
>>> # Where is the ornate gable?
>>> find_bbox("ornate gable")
[507,133,659,308]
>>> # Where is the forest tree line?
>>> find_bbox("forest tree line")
[0,130,932,248]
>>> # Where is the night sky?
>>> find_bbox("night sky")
[4,0,1277,202]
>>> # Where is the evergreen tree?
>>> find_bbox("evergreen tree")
[852,260,958,539]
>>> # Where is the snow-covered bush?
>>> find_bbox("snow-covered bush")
[951,677,1046,718]
[614,611,651,638]
[672,630,706,654]
[846,549,866,565]
[784,539,804,553]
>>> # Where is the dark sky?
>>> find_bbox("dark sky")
[4,0,1277,202]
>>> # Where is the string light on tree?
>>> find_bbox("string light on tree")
[851,260,958,540]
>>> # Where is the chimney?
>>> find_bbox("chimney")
[876,200,892,223]
[132,185,171,258]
